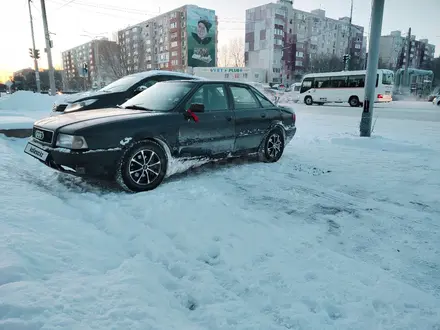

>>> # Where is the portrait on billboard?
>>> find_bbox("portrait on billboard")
[187,6,216,67]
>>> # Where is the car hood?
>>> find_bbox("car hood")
[61,90,115,103]
[34,108,155,131]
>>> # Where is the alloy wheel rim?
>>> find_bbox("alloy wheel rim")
[129,149,162,185]
[267,133,282,158]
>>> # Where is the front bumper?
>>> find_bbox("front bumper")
[24,140,122,179]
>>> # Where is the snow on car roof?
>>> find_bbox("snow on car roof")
[124,70,206,80]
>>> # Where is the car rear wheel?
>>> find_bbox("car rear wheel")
[349,96,360,107]
[116,140,168,192]
[258,128,285,163]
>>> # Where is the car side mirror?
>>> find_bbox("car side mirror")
[188,103,204,113]
[184,103,204,122]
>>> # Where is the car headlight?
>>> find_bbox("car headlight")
[64,99,97,112]
[56,133,88,149]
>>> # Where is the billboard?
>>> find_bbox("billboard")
[186,6,216,67]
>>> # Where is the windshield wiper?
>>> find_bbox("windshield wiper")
[123,105,151,111]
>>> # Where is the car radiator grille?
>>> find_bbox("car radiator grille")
[32,127,54,144]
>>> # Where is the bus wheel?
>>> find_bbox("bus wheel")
[349,96,360,107]
[304,96,313,105]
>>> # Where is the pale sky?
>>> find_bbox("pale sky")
[0,0,439,80]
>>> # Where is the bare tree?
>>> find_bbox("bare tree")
[228,37,245,67]
[217,37,245,67]
[218,44,231,67]
[97,41,127,83]
[309,54,344,72]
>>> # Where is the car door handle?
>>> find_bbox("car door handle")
[226,116,232,121]
[261,113,266,118]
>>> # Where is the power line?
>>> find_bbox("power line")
[48,0,250,25]
[56,0,76,9]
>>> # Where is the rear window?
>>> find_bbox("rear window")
[382,72,394,85]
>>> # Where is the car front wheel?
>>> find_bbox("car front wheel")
[258,128,285,163]
[116,140,168,192]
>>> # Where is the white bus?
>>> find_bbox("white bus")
[298,69,394,107]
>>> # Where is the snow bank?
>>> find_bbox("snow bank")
[1,102,439,329]
[0,91,63,112]
[0,91,64,130]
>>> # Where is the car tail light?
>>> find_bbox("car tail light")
[292,113,296,123]
[377,94,383,99]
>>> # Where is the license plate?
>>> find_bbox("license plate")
[24,142,49,161]
[385,91,391,95]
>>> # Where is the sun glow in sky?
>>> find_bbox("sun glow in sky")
[0,0,439,82]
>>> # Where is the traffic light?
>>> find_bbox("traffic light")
[82,63,88,75]
[29,48,40,59]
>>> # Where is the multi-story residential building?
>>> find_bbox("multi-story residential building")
[379,31,436,70]
[245,0,365,83]
[117,5,218,73]
[61,38,121,90]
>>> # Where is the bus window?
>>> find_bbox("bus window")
[382,72,394,85]
[313,77,330,88]
[300,78,313,93]
[348,75,365,88]
[330,76,348,88]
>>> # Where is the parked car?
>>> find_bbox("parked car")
[51,70,204,114]
[24,80,297,192]
[433,96,440,106]
[428,87,440,102]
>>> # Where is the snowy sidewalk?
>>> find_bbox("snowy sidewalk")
[0,102,439,329]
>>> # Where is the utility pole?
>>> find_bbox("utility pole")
[28,0,41,93]
[359,0,385,137]
[344,0,354,71]
[40,0,56,95]
[403,27,411,89]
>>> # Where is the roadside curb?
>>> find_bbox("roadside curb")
[0,128,33,138]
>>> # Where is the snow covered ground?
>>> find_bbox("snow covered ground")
[1,99,440,329]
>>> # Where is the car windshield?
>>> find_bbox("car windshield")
[99,75,143,93]
[121,81,194,111]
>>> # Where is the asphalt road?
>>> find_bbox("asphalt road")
[294,100,440,122]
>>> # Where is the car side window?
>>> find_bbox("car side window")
[230,86,260,110]
[253,90,275,107]
[185,84,228,112]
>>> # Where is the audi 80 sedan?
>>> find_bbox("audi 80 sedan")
[24,80,297,192]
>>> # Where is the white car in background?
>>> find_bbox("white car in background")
[433,96,440,106]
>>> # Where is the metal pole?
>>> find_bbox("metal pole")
[404,27,411,89]
[344,0,354,71]
[28,0,41,93]
[359,0,385,137]
[40,0,56,95]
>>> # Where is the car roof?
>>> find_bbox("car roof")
[123,70,206,80]
[159,79,256,86]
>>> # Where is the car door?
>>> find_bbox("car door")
[229,84,279,152]
[178,83,235,157]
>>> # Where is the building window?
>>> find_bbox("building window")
[171,41,178,48]
[170,22,177,29]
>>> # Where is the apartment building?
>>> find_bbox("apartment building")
[245,0,365,83]
[379,31,436,70]
[61,38,121,90]
[117,5,218,73]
